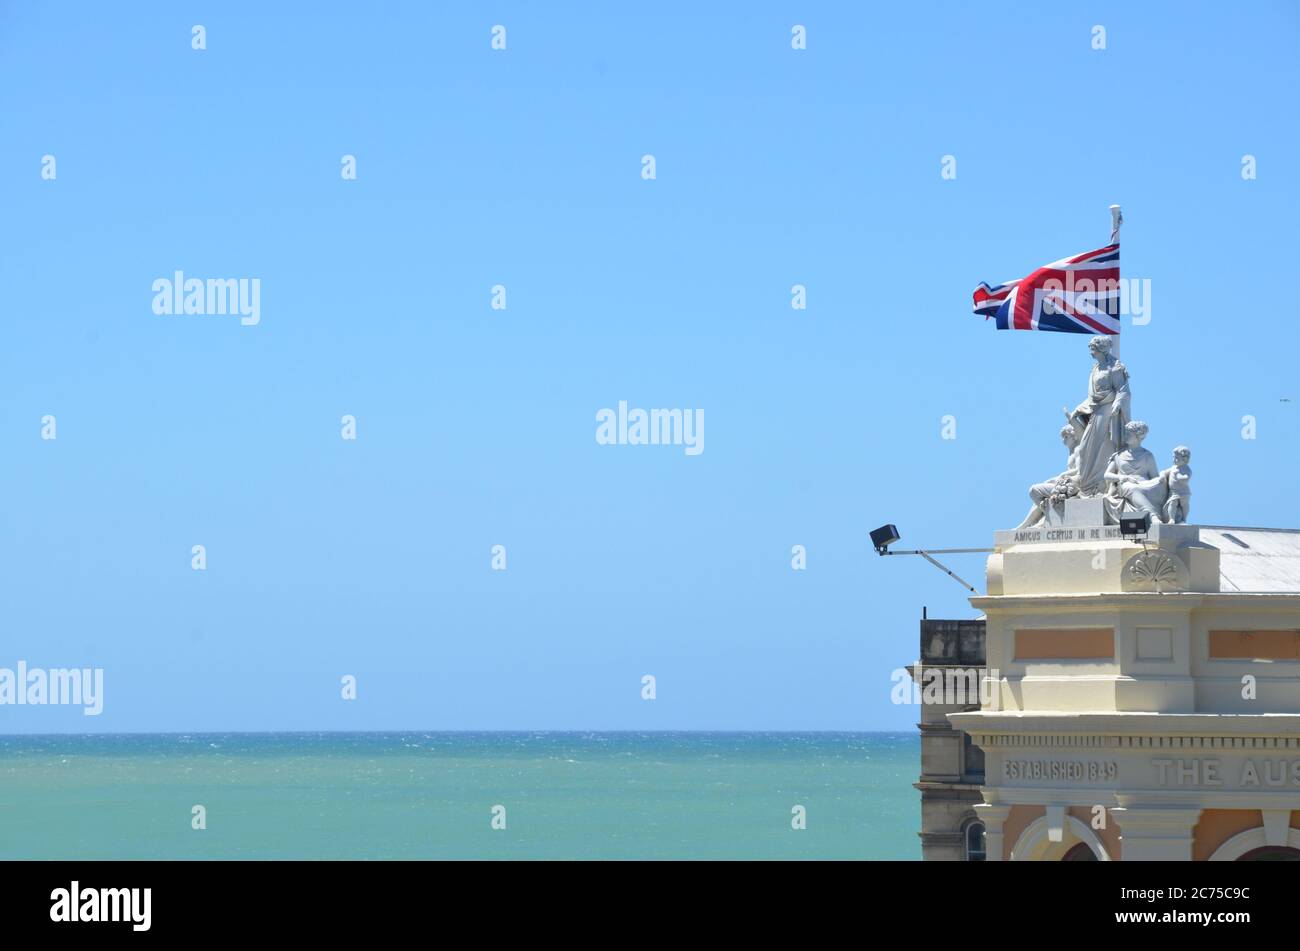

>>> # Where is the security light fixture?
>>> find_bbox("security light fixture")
[870,524,901,554]
[870,524,992,594]
[1119,513,1152,539]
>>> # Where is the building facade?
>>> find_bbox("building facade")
[936,517,1300,861]
[911,618,987,860]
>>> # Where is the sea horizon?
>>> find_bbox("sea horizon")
[0,731,919,860]
[0,728,911,737]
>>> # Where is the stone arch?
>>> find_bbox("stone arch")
[1208,826,1300,861]
[1011,814,1112,861]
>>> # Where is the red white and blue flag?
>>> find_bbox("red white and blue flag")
[972,242,1120,334]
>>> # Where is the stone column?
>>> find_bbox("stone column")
[1112,804,1202,861]
[974,803,1012,862]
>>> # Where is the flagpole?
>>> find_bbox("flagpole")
[1109,204,1123,360]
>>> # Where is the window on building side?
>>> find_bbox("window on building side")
[963,733,985,779]
[965,821,986,862]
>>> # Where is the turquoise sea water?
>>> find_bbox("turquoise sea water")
[0,732,918,860]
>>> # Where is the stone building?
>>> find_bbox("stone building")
[902,333,1300,860]
[953,519,1300,861]
[911,616,988,860]
[914,519,1300,860]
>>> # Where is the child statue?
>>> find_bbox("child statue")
[1160,446,1192,524]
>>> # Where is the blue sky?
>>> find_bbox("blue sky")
[2,2,1298,731]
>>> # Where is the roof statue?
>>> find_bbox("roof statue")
[1017,335,1191,529]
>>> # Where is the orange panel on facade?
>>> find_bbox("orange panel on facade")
[1014,628,1114,660]
[1208,630,1300,660]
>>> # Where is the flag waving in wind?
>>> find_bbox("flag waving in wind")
[972,211,1123,334]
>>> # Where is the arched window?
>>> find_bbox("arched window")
[1237,846,1300,861]
[1062,842,1099,861]
[964,820,987,862]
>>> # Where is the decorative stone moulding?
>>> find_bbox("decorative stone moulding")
[1121,548,1190,592]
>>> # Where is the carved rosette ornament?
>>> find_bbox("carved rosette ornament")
[1121,550,1189,592]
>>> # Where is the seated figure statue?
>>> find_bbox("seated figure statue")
[1017,422,1083,529]
[1103,420,1166,522]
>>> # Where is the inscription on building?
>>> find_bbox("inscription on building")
[1011,527,1123,544]
[1153,758,1300,788]
[1004,760,1118,782]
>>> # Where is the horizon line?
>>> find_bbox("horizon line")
[0,728,916,738]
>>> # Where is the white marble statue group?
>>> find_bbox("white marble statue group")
[1018,335,1192,530]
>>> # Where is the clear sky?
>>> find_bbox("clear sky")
[2,2,1298,732]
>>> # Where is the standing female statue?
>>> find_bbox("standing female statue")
[1064,336,1131,497]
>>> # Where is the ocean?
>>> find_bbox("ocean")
[0,732,920,860]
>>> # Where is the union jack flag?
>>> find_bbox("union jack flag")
[972,243,1120,334]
